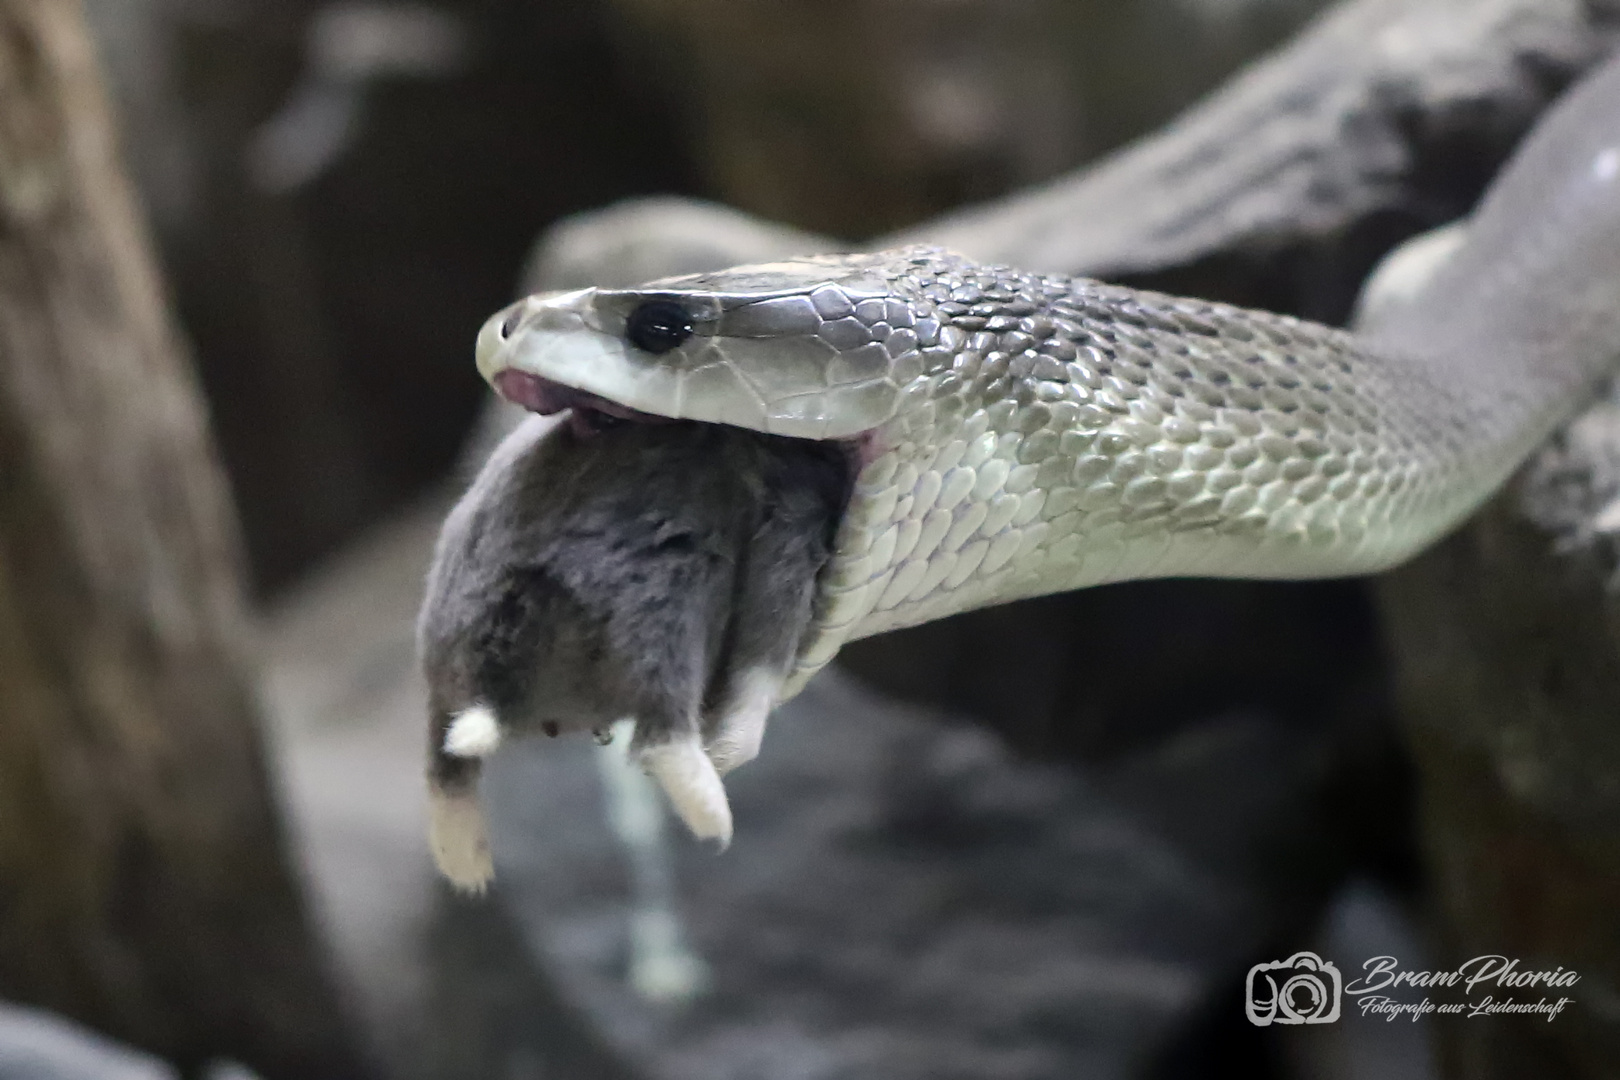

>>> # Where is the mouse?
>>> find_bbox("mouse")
[417,412,850,891]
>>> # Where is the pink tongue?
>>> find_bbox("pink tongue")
[493,370,576,414]
[492,369,667,423]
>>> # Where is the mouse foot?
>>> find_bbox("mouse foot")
[634,731,734,848]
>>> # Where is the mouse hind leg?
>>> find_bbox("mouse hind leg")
[615,587,737,847]
[700,448,846,776]
[427,707,497,893]
[629,723,734,847]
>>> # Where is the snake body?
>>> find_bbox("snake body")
[457,53,1620,845]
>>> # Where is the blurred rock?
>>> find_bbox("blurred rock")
[1278,884,1439,1080]
[479,655,1402,1079]
[1376,376,1620,1079]
[0,1003,177,1080]
[835,578,1389,766]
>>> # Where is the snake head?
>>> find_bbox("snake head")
[475,249,969,708]
[476,250,945,441]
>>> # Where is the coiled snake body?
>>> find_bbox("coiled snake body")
[453,52,1620,867]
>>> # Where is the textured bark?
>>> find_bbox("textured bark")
[0,2,371,1076]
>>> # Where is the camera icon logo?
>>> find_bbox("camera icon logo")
[1245,951,1342,1026]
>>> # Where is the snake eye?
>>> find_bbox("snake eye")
[625,299,694,354]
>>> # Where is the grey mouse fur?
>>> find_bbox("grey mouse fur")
[418,413,849,890]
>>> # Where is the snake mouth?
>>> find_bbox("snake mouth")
[492,368,882,469]
[493,370,679,438]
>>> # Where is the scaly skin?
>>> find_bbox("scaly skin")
[477,54,1620,703]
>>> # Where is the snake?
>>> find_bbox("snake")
[461,53,1620,848]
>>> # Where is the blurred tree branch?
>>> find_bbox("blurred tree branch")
[0,1,372,1076]
[897,0,1618,300]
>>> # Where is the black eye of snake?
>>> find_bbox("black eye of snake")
[625,299,695,354]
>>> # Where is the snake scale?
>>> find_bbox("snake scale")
[431,51,1620,886]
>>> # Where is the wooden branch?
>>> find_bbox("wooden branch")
[0,1,371,1075]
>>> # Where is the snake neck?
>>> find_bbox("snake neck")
[782,247,1612,692]
[786,257,1442,681]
